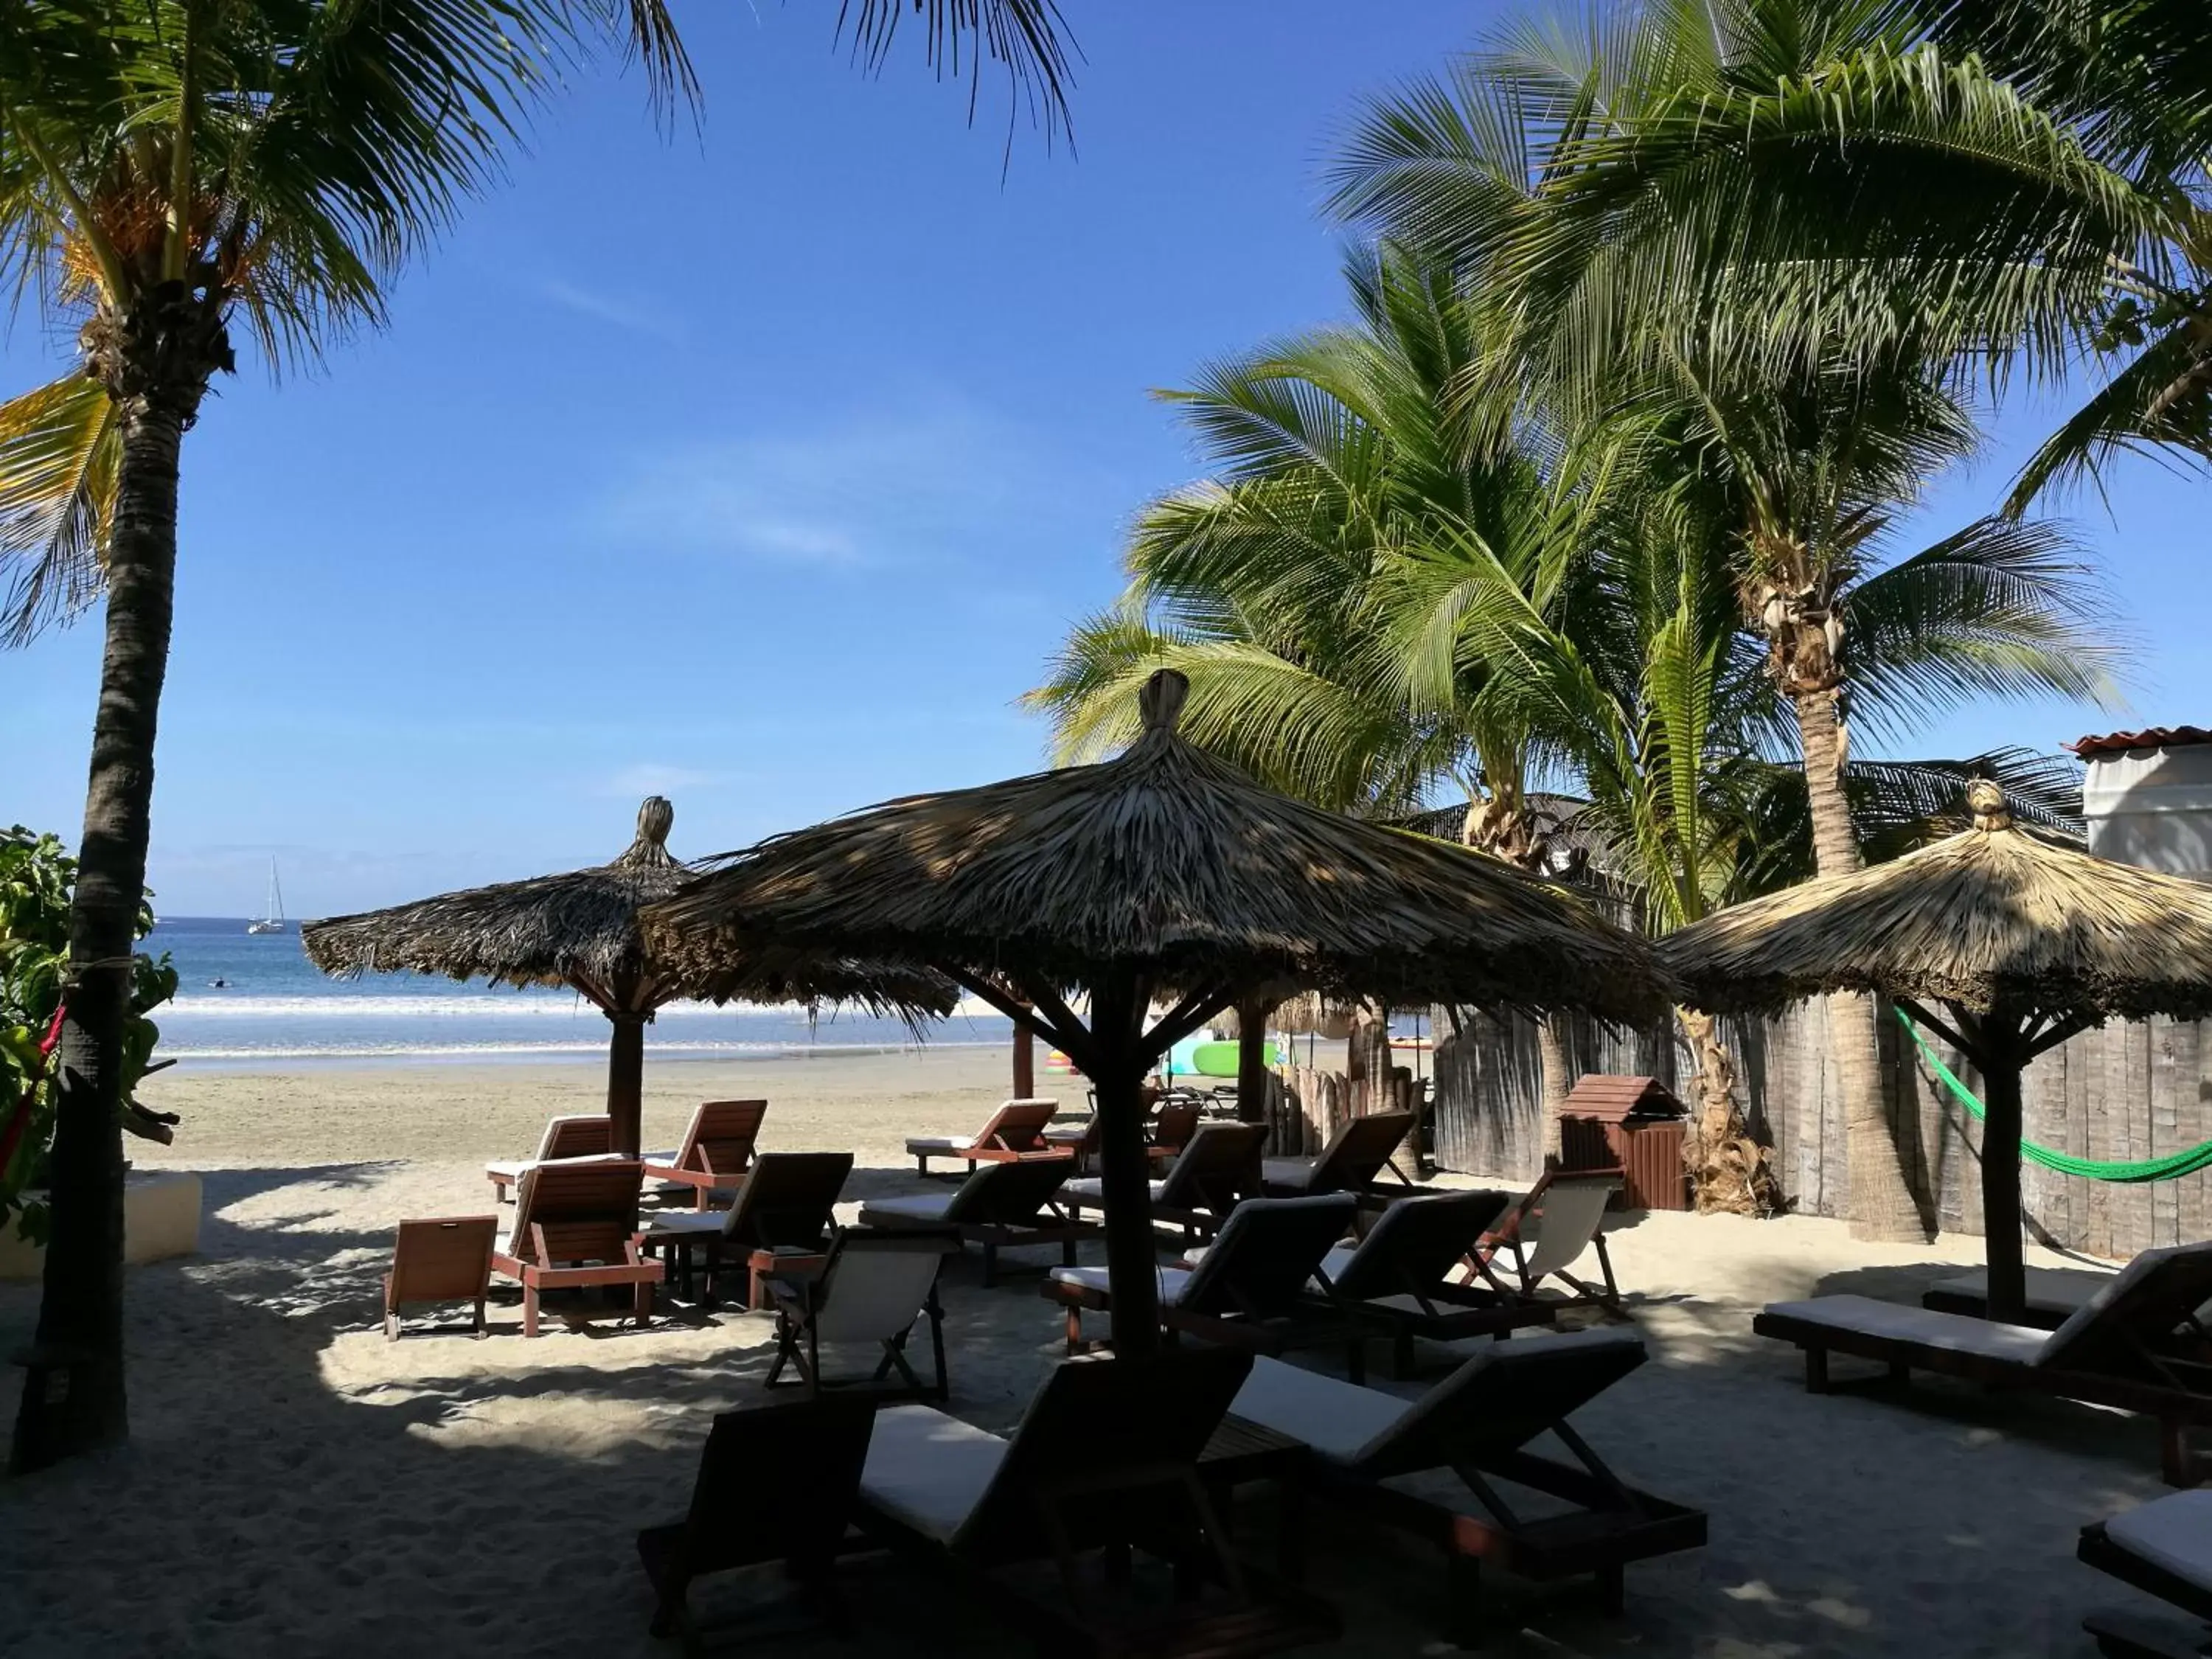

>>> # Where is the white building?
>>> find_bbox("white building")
[2073,726,2212,879]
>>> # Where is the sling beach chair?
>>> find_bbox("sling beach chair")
[2079,1487,2212,1659]
[1756,1241,2212,1484]
[1459,1170,1627,1313]
[639,1150,852,1307]
[855,1347,1336,1657]
[764,1227,958,1402]
[490,1158,662,1338]
[383,1215,498,1340]
[1062,1120,1267,1245]
[484,1113,612,1201]
[856,1155,1099,1286]
[905,1097,1062,1177]
[1258,1110,1416,1199]
[1043,1194,1364,1374]
[635,1393,877,1654]
[1225,1329,1705,1644]
[642,1099,768,1209]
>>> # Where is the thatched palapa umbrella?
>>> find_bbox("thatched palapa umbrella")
[644,671,1669,1352]
[1660,780,2212,1324]
[304,797,955,1155]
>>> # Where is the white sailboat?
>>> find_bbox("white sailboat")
[246,859,288,934]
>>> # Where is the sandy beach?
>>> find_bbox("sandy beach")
[0,1048,2169,1657]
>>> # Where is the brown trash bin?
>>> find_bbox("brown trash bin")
[1557,1075,1690,1211]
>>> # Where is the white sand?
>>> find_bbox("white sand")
[0,1049,2176,1656]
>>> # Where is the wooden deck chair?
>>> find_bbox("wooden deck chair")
[1461,1170,1625,1312]
[1044,1194,1364,1374]
[1042,1099,1199,1175]
[641,1150,853,1307]
[484,1113,612,1201]
[856,1347,1333,1655]
[856,1157,1098,1286]
[1921,1264,2128,1330]
[1319,1189,1559,1377]
[1228,1329,1705,1644]
[1062,1121,1267,1244]
[905,1098,1062,1176]
[766,1228,958,1402]
[644,1099,768,1209]
[636,1394,877,1653]
[1259,1110,1415,1198]
[1756,1241,2212,1484]
[490,1158,661,1338]
[383,1215,498,1340]
[2079,1488,2212,1659]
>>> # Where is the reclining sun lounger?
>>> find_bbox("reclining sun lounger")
[1756,1241,2212,1484]
[1062,1121,1267,1244]
[1259,1110,1414,1198]
[1318,1189,1558,1376]
[484,1113,613,1201]
[2079,1487,2212,1659]
[1227,1329,1705,1643]
[490,1158,663,1338]
[905,1098,1062,1177]
[856,1346,1333,1655]
[1921,1264,2124,1329]
[636,1394,876,1650]
[383,1214,498,1340]
[856,1156,1098,1286]
[1043,1099,1200,1174]
[765,1228,959,1401]
[1044,1194,1364,1374]
[1460,1170,1626,1312]
[643,1099,767,1209]
[639,1150,854,1307]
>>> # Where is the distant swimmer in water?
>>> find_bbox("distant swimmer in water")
[210,977,229,988]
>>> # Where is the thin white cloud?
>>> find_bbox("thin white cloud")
[539,280,683,343]
[600,762,724,799]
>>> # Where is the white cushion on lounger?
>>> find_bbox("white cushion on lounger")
[484,1158,528,1180]
[1928,1267,2115,1321]
[1048,1265,1194,1305]
[906,1136,971,1152]
[858,1194,956,1226]
[1063,1178,1167,1203]
[1260,1157,1316,1190]
[639,1148,681,1166]
[640,1210,728,1237]
[2106,1489,2212,1594]
[1763,1295,2049,1363]
[494,1231,513,1256]
[1230,1357,1412,1464]
[860,1403,1006,1543]
[1318,1245,1357,1281]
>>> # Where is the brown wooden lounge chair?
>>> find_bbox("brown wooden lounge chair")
[765,1228,958,1402]
[855,1347,1335,1655]
[2079,1488,2212,1659]
[383,1215,498,1340]
[1259,1110,1415,1198]
[643,1099,767,1209]
[1062,1120,1267,1244]
[1921,1263,2125,1330]
[905,1098,1062,1176]
[636,1394,877,1653]
[1459,1169,1626,1312]
[1227,1329,1705,1644]
[855,1156,1099,1286]
[1043,1099,1200,1175]
[1044,1194,1366,1376]
[640,1150,854,1307]
[1756,1241,2212,1484]
[490,1158,663,1338]
[484,1113,612,1201]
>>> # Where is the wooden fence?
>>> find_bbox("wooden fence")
[1425,1001,2212,1259]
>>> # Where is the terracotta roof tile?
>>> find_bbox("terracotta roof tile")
[2068,727,2212,759]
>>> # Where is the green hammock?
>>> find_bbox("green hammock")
[1895,1008,2212,1183]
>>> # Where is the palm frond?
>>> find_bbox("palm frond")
[0,372,117,646]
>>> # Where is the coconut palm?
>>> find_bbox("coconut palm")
[0,0,1078,1475]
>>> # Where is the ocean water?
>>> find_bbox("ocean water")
[146,917,1012,1068]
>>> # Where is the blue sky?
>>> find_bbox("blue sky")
[4,1,2207,918]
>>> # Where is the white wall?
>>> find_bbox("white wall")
[2084,745,2212,877]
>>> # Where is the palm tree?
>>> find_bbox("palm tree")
[0,0,1077,1475]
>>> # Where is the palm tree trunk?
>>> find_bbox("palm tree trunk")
[1795,688,1924,1242]
[10,393,189,1473]
[1536,1016,1571,1166]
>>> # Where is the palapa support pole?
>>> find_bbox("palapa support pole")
[1089,968,1162,1355]
[605,1006,650,1158]
[1011,998,1036,1100]
[1235,992,1280,1127]
[1980,1039,2028,1326]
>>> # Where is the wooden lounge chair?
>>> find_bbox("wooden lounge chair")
[2079,1488,2212,1659]
[856,1347,1333,1655]
[1318,1189,1559,1377]
[484,1113,612,1201]
[490,1158,662,1338]
[383,1215,498,1340]
[1259,1110,1415,1198]
[1043,1099,1200,1175]
[765,1228,958,1402]
[1921,1264,2126,1329]
[855,1157,1098,1286]
[1044,1194,1365,1375]
[1755,1241,2212,1484]
[905,1098,1062,1177]
[643,1099,768,1209]
[640,1150,854,1307]
[1062,1121,1267,1244]
[1459,1169,1626,1312]
[1227,1329,1705,1643]
[636,1394,877,1652]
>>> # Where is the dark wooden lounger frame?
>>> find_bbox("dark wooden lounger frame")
[644,1098,768,1209]
[490,1161,663,1338]
[2079,1516,2212,1659]
[1063,1121,1268,1246]
[907,1099,1063,1177]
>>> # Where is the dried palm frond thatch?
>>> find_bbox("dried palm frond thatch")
[1661,779,2212,1325]
[644,670,1666,1350]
